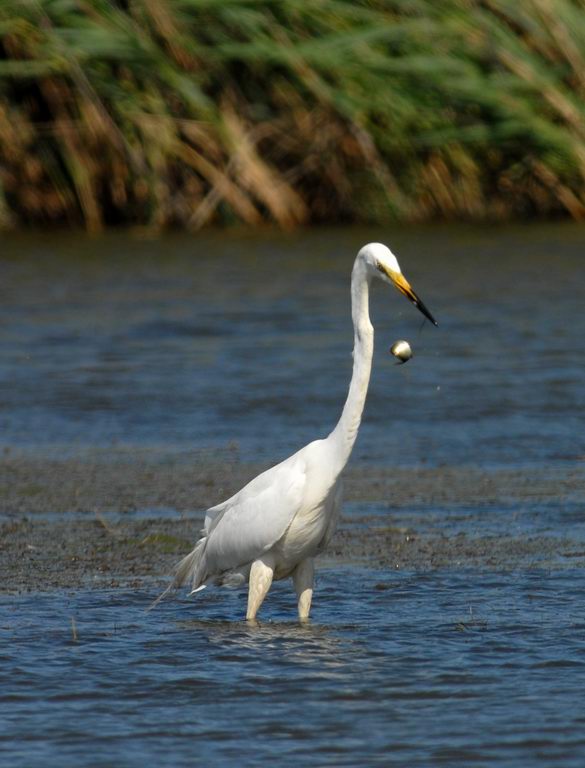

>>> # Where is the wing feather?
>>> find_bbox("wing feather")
[203,453,308,575]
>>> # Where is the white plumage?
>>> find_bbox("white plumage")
[165,243,437,621]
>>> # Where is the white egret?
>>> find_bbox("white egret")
[166,243,437,621]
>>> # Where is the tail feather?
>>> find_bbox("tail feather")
[149,537,207,610]
[173,537,207,589]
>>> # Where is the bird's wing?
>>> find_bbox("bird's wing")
[202,452,308,575]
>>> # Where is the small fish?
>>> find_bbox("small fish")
[390,339,412,364]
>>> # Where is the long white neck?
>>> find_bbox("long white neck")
[327,257,374,469]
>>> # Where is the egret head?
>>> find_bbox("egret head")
[359,242,438,326]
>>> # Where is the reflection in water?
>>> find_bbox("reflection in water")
[176,616,349,670]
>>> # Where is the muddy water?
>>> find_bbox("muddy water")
[1,224,585,766]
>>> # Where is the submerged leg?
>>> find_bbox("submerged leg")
[247,555,275,621]
[293,558,314,622]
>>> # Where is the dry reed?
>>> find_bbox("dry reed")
[1,0,584,231]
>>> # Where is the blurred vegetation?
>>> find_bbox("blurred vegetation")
[1,0,585,231]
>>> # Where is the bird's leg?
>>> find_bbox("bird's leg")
[293,558,314,622]
[246,555,275,622]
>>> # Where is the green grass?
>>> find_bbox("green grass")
[1,0,584,231]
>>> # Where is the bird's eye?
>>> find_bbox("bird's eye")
[375,261,385,273]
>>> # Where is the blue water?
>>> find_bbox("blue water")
[1,224,585,766]
[1,570,585,767]
[1,225,584,467]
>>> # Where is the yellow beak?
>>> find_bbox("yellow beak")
[386,269,438,326]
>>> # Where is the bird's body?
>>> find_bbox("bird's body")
[168,243,437,621]
[194,439,342,583]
